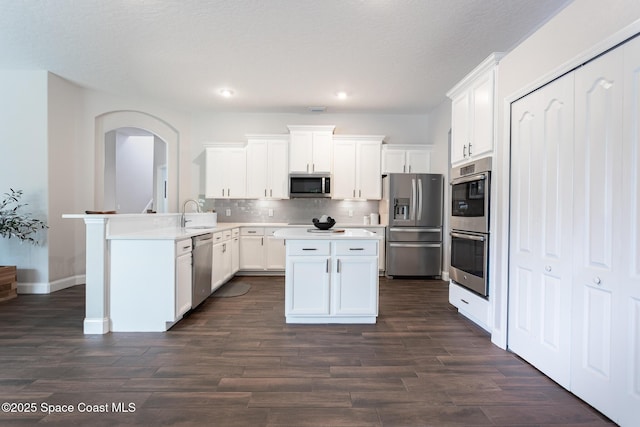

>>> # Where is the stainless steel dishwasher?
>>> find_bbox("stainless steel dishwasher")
[191,233,213,309]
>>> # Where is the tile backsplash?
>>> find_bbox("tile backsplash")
[201,198,381,225]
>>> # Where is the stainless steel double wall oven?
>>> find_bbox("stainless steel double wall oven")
[449,157,491,297]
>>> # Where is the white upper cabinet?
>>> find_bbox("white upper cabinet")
[205,145,247,199]
[447,53,503,165]
[288,125,335,173]
[332,135,383,200]
[246,135,289,199]
[381,145,431,174]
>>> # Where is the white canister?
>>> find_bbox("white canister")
[370,213,379,225]
[363,215,370,225]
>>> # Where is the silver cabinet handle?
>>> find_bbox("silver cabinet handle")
[221,189,224,197]
[463,144,467,157]
[302,248,317,251]
[460,298,469,305]
[312,163,315,172]
[326,259,329,273]
[306,163,309,173]
[403,164,406,173]
[337,259,341,273]
[247,230,257,234]
[353,189,355,198]
[469,142,473,156]
[182,245,191,250]
[270,189,273,197]
[359,189,361,198]
[261,237,264,246]
[349,248,364,251]
[265,189,267,197]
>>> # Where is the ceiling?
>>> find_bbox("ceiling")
[0,0,571,114]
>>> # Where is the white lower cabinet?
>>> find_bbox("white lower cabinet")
[175,239,193,319]
[231,228,240,274]
[211,230,233,292]
[285,239,378,323]
[109,238,193,332]
[239,227,285,272]
[449,282,490,332]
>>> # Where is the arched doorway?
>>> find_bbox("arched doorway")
[94,111,179,213]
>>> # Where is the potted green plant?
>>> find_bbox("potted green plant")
[0,188,48,301]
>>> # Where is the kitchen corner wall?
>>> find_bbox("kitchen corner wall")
[203,198,381,225]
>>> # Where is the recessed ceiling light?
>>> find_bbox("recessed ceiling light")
[219,89,234,98]
[336,91,348,100]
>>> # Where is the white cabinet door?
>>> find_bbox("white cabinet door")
[246,140,269,198]
[332,138,381,200]
[571,45,624,421]
[240,235,265,270]
[268,139,289,199]
[285,256,331,315]
[382,149,407,173]
[357,141,382,200]
[247,139,289,199]
[266,236,286,270]
[289,131,333,173]
[508,73,574,389]
[332,140,357,199]
[333,256,378,316]
[231,235,240,274]
[289,131,313,173]
[175,251,192,318]
[311,132,333,173]
[451,91,471,164]
[211,241,226,292]
[406,150,430,173]
[469,70,495,158]
[205,147,246,199]
[449,63,497,165]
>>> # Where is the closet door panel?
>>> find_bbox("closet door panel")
[508,73,573,388]
[621,35,640,427]
[573,45,624,421]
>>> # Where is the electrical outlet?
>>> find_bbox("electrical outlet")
[268,208,274,217]
[225,208,231,216]
[348,209,353,217]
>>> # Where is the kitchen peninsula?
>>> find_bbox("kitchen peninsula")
[274,228,381,324]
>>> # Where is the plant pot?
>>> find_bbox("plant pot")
[0,266,17,302]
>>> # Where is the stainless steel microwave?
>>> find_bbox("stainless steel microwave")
[450,157,491,234]
[289,174,331,198]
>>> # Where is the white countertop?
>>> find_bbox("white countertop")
[273,228,381,240]
[63,213,385,241]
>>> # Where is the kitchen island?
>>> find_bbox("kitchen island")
[273,228,381,324]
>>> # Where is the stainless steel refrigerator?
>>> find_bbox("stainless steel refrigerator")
[381,173,443,277]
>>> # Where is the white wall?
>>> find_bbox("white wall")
[47,73,85,285]
[0,71,49,284]
[115,134,154,213]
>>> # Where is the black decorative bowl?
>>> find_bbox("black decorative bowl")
[312,217,336,230]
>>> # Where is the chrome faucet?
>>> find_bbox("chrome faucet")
[181,199,201,228]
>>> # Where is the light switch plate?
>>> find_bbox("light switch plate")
[268,208,274,217]
[225,208,231,216]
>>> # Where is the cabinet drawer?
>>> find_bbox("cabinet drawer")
[232,228,240,237]
[223,229,233,240]
[241,227,264,236]
[176,239,192,256]
[335,240,377,256]
[449,282,490,330]
[287,241,330,256]
[213,231,225,243]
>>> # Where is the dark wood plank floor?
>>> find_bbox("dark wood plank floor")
[0,277,613,426]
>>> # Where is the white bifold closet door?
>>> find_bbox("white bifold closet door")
[508,35,640,426]
[508,72,575,389]
[572,37,640,426]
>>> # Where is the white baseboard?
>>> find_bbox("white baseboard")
[84,317,110,334]
[17,274,86,294]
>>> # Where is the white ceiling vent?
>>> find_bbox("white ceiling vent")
[308,106,327,113]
